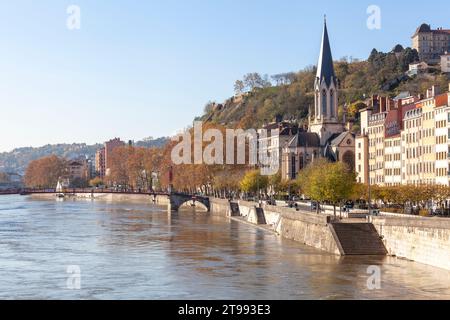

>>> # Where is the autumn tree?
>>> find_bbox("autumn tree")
[350,183,368,202]
[24,155,67,188]
[297,160,356,215]
[105,146,164,190]
[240,169,269,196]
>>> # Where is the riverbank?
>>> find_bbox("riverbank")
[210,198,450,271]
[25,193,450,271]
[210,198,341,255]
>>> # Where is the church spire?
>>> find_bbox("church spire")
[316,17,336,88]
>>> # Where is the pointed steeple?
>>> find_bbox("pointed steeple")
[316,17,336,87]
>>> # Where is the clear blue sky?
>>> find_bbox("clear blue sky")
[0,0,448,152]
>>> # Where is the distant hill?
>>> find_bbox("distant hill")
[0,137,170,175]
[198,46,449,130]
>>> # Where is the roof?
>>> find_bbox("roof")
[394,91,411,100]
[316,19,336,87]
[412,23,450,37]
[329,132,349,146]
[262,122,299,136]
[435,93,449,107]
[68,161,84,166]
[287,132,320,148]
[414,23,431,35]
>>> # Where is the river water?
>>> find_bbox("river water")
[0,195,450,300]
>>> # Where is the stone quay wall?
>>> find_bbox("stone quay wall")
[30,192,158,204]
[210,198,340,255]
[371,216,450,270]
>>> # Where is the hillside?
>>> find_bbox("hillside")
[0,137,169,175]
[199,46,449,130]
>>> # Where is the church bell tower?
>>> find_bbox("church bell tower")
[309,17,344,146]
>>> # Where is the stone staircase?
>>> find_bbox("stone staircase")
[329,223,387,256]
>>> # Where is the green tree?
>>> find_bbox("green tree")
[240,169,269,195]
[89,177,104,187]
[297,160,356,215]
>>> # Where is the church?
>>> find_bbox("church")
[281,19,355,180]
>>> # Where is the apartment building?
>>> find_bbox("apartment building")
[68,159,89,182]
[356,84,450,186]
[95,138,125,179]
[95,148,106,178]
[435,93,450,185]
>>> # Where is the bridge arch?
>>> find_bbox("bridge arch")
[168,194,210,212]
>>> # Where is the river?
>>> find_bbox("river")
[0,195,450,300]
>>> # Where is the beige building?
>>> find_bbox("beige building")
[355,135,368,184]
[442,52,450,73]
[67,159,89,186]
[356,84,450,187]
[403,107,423,185]
[383,135,402,186]
[434,94,450,185]
[412,24,450,64]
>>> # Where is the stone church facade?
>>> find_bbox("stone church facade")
[281,19,355,180]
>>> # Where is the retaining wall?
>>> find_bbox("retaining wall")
[213,199,340,255]
[371,216,450,271]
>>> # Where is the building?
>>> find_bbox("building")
[86,157,96,180]
[67,159,89,185]
[408,61,429,76]
[105,138,125,175]
[442,52,450,73]
[281,18,355,180]
[95,148,106,178]
[412,24,450,64]
[95,138,125,179]
[258,121,299,176]
[356,84,450,186]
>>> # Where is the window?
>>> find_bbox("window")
[322,90,327,115]
[291,155,296,180]
[315,91,319,117]
[330,90,335,117]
